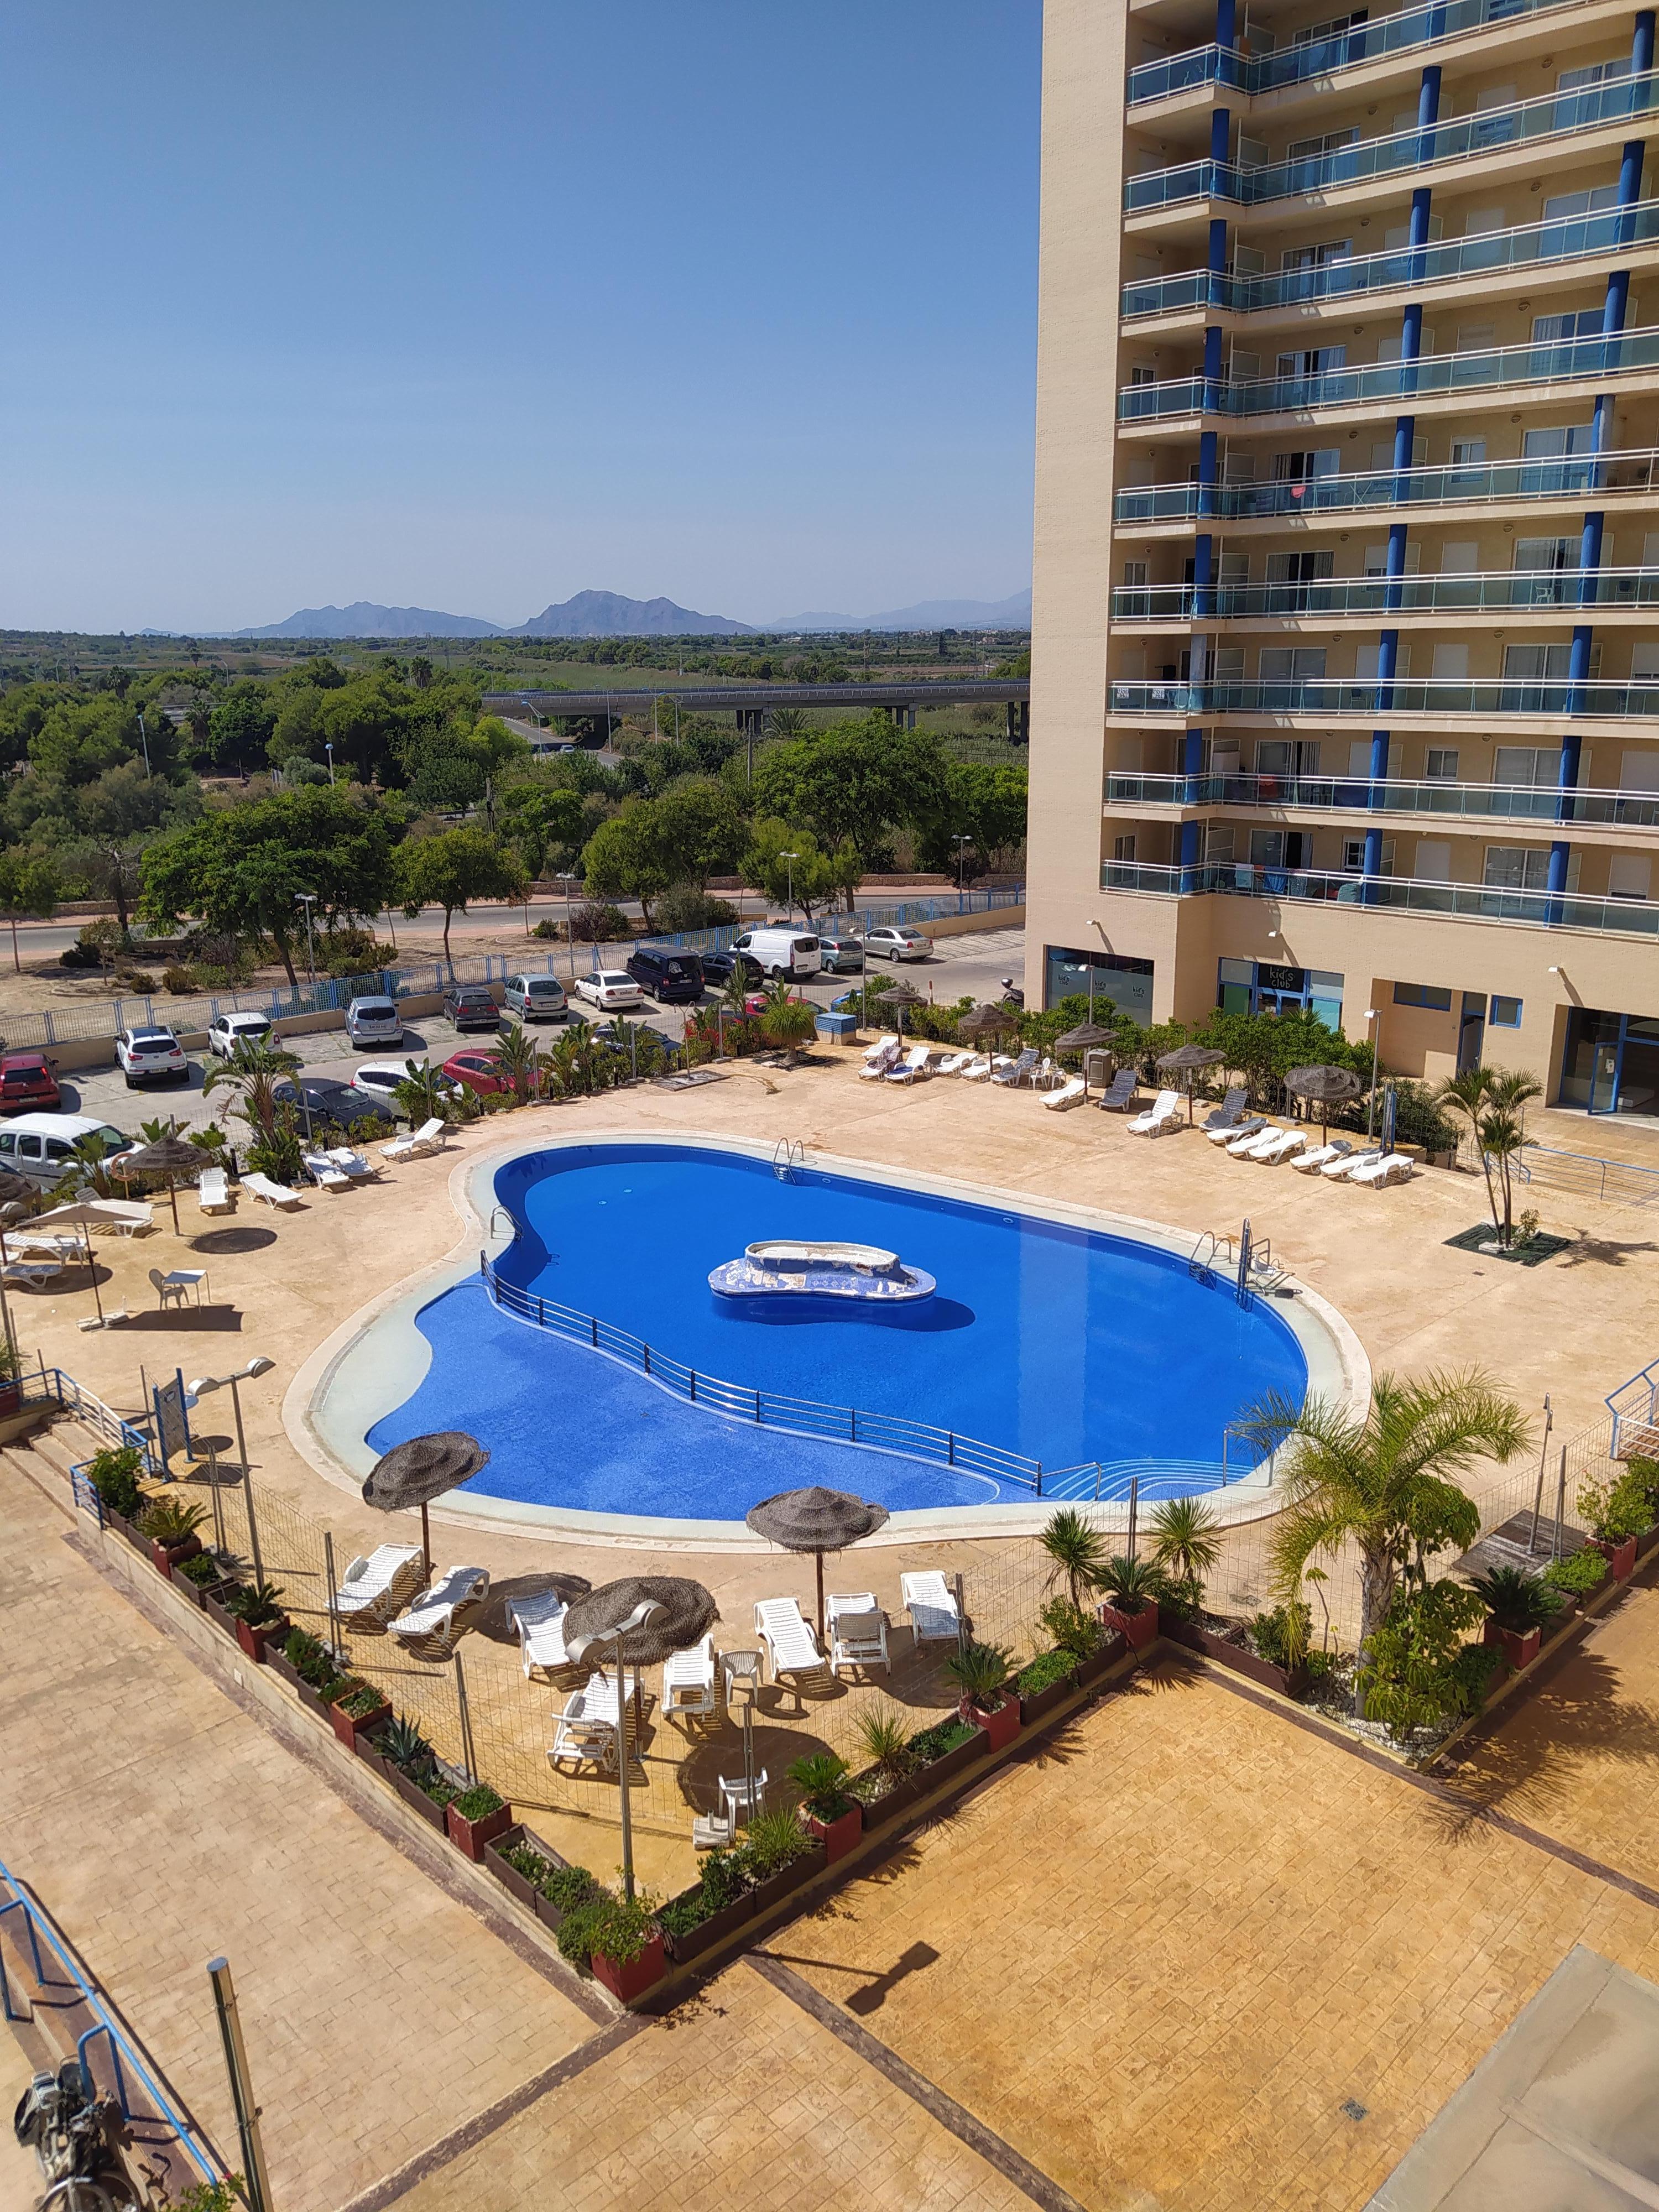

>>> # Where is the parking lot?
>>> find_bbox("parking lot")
[47,927,1029,1143]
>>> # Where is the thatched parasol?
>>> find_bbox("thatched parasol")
[118,1133,207,1233]
[562,1574,719,1668]
[1285,1063,1364,1140]
[1055,1019,1117,1094]
[874,979,926,1034]
[363,1429,489,1564]
[746,1485,890,1637]
[1156,1042,1227,1123]
[956,1002,1019,1042]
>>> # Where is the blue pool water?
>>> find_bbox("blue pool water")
[365,1142,1308,1520]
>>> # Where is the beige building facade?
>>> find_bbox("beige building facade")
[1028,0,1659,1119]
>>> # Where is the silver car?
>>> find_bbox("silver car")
[345,995,404,1047]
[503,973,570,1023]
[864,926,933,962]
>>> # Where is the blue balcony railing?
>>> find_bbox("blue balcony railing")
[1121,199,1659,319]
[1110,567,1659,619]
[1109,678,1659,716]
[1111,448,1659,523]
[1099,858,1659,936]
[1105,770,1659,826]
[1126,0,1574,105]
[1124,68,1659,212]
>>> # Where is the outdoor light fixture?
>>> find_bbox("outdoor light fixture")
[189,1358,277,1582]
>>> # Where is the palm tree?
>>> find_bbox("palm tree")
[491,1022,544,1104]
[391,1060,453,1128]
[1038,1506,1110,1608]
[1434,1067,1498,1233]
[203,1041,302,1149]
[757,978,818,1066]
[1148,1496,1221,1597]
[1433,1066,1542,1247]
[1235,1369,1529,1661]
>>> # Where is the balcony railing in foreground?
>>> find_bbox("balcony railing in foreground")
[1119,324,1659,423]
[1110,677,1659,717]
[1099,858,1659,935]
[1106,770,1659,826]
[1112,450,1659,524]
[1110,568,1659,619]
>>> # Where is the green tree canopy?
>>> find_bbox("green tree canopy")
[396,825,526,965]
[499,784,587,880]
[207,682,278,773]
[916,761,1028,875]
[739,818,843,925]
[581,802,672,926]
[0,849,59,972]
[653,778,745,888]
[751,716,948,858]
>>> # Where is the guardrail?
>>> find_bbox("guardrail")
[35,1361,157,1473]
[1512,1144,1659,1208]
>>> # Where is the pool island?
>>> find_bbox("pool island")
[709,1238,937,1303]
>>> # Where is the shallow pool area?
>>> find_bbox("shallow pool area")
[354,1140,1322,1524]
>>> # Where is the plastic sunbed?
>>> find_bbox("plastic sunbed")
[860,1033,898,1062]
[1095,1068,1139,1113]
[1202,1088,1249,1133]
[900,1570,963,1643]
[662,1633,718,1724]
[884,1045,932,1085]
[510,1590,571,1679]
[197,1166,233,1214]
[1292,1140,1353,1174]
[1229,1124,1285,1159]
[1128,1089,1181,1136]
[335,1543,426,1624]
[1352,1151,1416,1187]
[992,1048,1039,1088]
[388,1564,489,1654]
[382,1118,447,1162]
[326,1146,377,1181]
[1322,1147,1384,1181]
[241,1172,302,1210]
[1207,1115,1265,1147]
[827,1593,890,1678]
[1042,1075,1088,1111]
[303,1154,352,1193]
[754,1597,827,1684]
[858,1042,901,1081]
[958,1055,994,1082]
[1251,1129,1307,1165]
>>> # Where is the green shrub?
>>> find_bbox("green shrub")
[452,1784,505,1822]
[654,884,739,933]
[1468,1566,1562,1635]
[1542,1547,1609,1597]
[1036,1595,1105,1660]
[377,1713,435,1774]
[284,1627,349,1699]
[907,1717,978,1764]
[222,1580,285,1626]
[1015,1646,1078,1699]
[786,1752,854,1822]
[335,1682,385,1721]
[1247,1601,1313,1671]
[542,1864,603,1913]
[177,1553,225,1589]
[740,1807,816,1879]
[1624,1454,1659,1518]
[556,1887,660,1974]
[1356,1579,1501,1742]
[86,1446,146,1520]
[138,1494,208,1546]
[942,1639,1015,1712]
[172,2180,246,2212]
[556,1899,608,1974]
[851,1701,919,1791]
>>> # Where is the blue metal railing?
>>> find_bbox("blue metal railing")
[38,1364,156,1474]
[1113,448,1659,524]
[1110,677,1659,718]
[1105,769,1659,827]
[1608,1354,1659,1453]
[1110,568,1659,620]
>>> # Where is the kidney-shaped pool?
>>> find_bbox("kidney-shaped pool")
[353,1140,1319,1523]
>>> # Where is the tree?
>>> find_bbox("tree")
[396,826,526,968]
[202,1041,303,1149]
[1355,1578,1498,1741]
[740,819,840,924]
[750,717,949,858]
[207,682,278,774]
[1039,1506,1109,1608]
[1236,1369,1528,1671]
[1147,1496,1221,1607]
[581,803,671,927]
[653,778,744,888]
[500,784,586,880]
[491,1023,544,1103]
[917,762,1029,876]
[1434,1066,1542,1248]
[756,977,818,1066]
[0,850,59,972]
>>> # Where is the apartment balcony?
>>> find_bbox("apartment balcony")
[1125,0,1573,106]
[1118,323,1659,423]
[1120,199,1659,322]
[1109,677,1659,716]
[1105,769,1659,827]
[1098,857,1659,936]
[1110,567,1659,622]
[1112,448,1659,525]
[1123,69,1659,213]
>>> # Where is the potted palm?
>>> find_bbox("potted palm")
[787,1752,863,1861]
[1148,1495,1222,1621]
[1039,1506,1110,1609]
[1469,1566,1563,1673]
[446,1783,513,1861]
[943,1640,1020,1751]
[221,1580,290,1662]
[1097,1556,1164,1652]
[138,1494,208,1579]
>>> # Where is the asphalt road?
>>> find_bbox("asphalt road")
[55,926,1029,1141]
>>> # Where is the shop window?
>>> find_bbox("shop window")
[1394,982,1453,1011]
[1489,997,1523,1028]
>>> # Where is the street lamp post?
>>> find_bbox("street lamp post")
[1365,1008,1381,1141]
[780,852,799,924]
[325,742,335,786]
[135,712,153,779]
[295,893,318,992]
[556,874,581,979]
[188,1357,276,1584]
[952,834,972,911]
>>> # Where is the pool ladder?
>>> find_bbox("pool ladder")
[773,1139,806,1182]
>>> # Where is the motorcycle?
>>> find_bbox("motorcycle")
[999,977,1025,1009]
[14,2061,137,2212]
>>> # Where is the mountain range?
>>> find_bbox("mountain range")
[220,584,1031,641]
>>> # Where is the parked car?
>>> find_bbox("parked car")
[0,1052,60,1113]
[349,1061,460,1115]
[700,947,761,990]
[206,1011,274,1060]
[574,969,645,1010]
[593,1021,680,1068]
[272,1079,398,1137]
[728,928,823,979]
[441,1047,513,1097]
[503,973,570,1024]
[115,1026,190,1088]
[864,925,933,962]
[345,995,404,1048]
[624,946,704,1003]
[442,983,501,1032]
[0,1114,134,1189]
[815,933,865,973]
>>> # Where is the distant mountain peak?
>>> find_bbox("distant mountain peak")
[233,601,503,639]
[510,590,752,638]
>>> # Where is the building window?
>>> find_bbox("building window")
[1342,837,1394,873]
[1489,997,1523,1028]
[1112,835,1137,863]
[1044,947,1154,1024]
[1425,749,1459,780]
[1216,959,1343,1025]
[1394,982,1454,1011]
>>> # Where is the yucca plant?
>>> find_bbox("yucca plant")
[742,1806,815,1877]
[942,1639,1015,1713]
[1097,1555,1165,1618]
[786,1751,854,1822]
[852,1700,918,1787]
[138,1494,208,1545]
[1468,1566,1563,1635]
[1038,1506,1110,1608]
[1148,1496,1221,1590]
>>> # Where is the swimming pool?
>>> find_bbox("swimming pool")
[354,1139,1321,1523]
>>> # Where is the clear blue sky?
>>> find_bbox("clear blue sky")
[2,2,1040,634]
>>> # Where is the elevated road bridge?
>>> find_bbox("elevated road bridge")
[483,677,1030,743]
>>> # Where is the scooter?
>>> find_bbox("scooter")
[14,2061,137,2212]
[999,977,1025,1009]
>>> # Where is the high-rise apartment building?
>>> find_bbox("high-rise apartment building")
[1029,0,1659,1118]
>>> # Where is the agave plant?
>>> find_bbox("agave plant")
[1468,1565,1563,1635]
[1097,1555,1165,1618]
[378,1712,435,1775]
[942,1639,1015,1713]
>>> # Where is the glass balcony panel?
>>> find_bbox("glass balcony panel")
[1112,451,1659,523]
[1102,770,1659,826]
[1097,859,1659,936]
[1109,680,1659,716]
[1107,570,1659,618]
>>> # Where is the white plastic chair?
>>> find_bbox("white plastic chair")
[663,1634,718,1725]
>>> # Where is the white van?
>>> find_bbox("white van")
[729,929,823,980]
[0,1113,134,1188]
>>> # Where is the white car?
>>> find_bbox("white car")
[351,1061,460,1114]
[575,969,645,1011]
[207,1011,273,1060]
[864,926,933,962]
[0,1114,135,1189]
[115,1026,189,1087]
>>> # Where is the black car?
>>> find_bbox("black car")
[700,948,761,989]
[443,983,501,1032]
[273,1079,399,1138]
[625,946,704,1003]
[593,1022,681,1072]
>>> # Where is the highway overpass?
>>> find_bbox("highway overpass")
[483,677,1030,742]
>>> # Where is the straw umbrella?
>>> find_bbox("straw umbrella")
[874,979,926,1036]
[1054,1019,1117,1098]
[118,1133,207,1234]
[1156,1042,1227,1124]
[1285,1063,1364,1142]
[746,1486,890,1640]
[362,1430,489,1566]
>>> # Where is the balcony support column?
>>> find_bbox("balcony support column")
[1580,509,1605,598]
[1215,0,1236,48]
[1180,728,1204,890]
[1192,531,1215,619]
[1566,622,1593,718]
[1197,431,1219,521]
[1201,322,1224,416]
[1415,65,1442,163]
[1207,216,1229,311]
[1208,106,1230,195]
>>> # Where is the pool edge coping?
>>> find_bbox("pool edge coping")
[284,1124,1372,1550]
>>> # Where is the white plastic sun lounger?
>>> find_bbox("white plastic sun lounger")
[935,1050,974,1077]
[884,1045,931,1085]
[197,1166,233,1214]
[388,1564,489,1653]
[335,1543,426,1624]
[242,1172,302,1210]
[827,1593,890,1678]
[662,1633,718,1724]
[1322,1147,1383,1181]
[754,1597,827,1683]
[957,1054,993,1082]
[303,1154,352,1193]
[992,1048,1039,1088]
[1292,1140,1353,1175]
[1252,1129,1307,1165]
[861,1032,898,1061]
[858,1042,900,1081]
[1352,1151,1416,1187]
[1128,1089,1181,1137]
[900,1571,962,1644]
[1229,1124,1285,1159]
[510,1590,571,1679]
[548,1672,623,1773]
[1207,1115,1265,1147]
[326,1146,377,1181]
[1042,1075,1088,1112]
[382,1117,446,1162]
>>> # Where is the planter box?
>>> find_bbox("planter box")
[150,1535,203,1579]
[204,1588,243,1640]
[0,1378,22,1420]
[446,1799,513,1862]
[102,1507,144,1554]
[330,1689,392,1751]
[1100,1599,1159,1653]
[354,1739,392,1785]
[388,1764,449,1833]
[805,1803,863,1864]
[1482,1619,1542,1672]
[747,1843,827,1921]
[1159,1615,1309,1698]
[1073,1639,1122,1692]
[1592,1535,1639,1583]
[533,1888,570,1935]
[235,1612,290,1663]
[1017,1670,1080,1727]
[856,1772,930,1830]
[483,1827,539,1908]
[914,1730,988,1792]
[172,1572,229,1615]
[969,1698,1021,1754]
[658,1890,757,1965]
[592,1931,666,2006]
[296,1679,332,1722]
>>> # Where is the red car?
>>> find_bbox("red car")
[441,1047,512,1097]
[0,1051,60,1112]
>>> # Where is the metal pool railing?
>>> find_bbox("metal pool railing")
[478,1253,1051,1493]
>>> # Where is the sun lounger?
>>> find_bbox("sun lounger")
[992,1048,1039,1088]
[388,1564,489,1655]
[1352,1151,1416,1187]
[858,1041,901,1081]
[326,1146,377,1181]
[197,1166,233,1214]
[754,1597,828,1684]
[1128,1089,1181,1137]
[900,1570,963,1644]
[242,1172,302,1210]
[662,1632,718,1724]
[1322,1147,1383,1180]
[510,1590,571,1679]
[335,1543,426,1625]
[1042,1075,1088,1112]
[303,1153,352,1193]
[884,1044,932,1085]
[935,1051,974,1076]
[827,1593,890,1678]
[548,1671,627,1773]
[860,1033,898,1062]
[382,1117,446,1162]
[1292,1140,1353,1174]
[1202,1088,1249,1134]
[1206,1114,1265,1147]
[3,1258,60,1287]
[1229,1124,1284,1158]
[958,1054,994,1082]
[1251,1129,1307,1165]
[1095,1068,1139,1113]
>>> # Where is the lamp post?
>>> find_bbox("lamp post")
[325,742,335,786]
[780,852,799,923]
[952,833,972,911]
[135,712,153,779]
[608,1598,662,1901]
[1365,1008,1381,1140]
[295,893,318,992]
[189,1357,275,1584]
[556,874,581,979]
